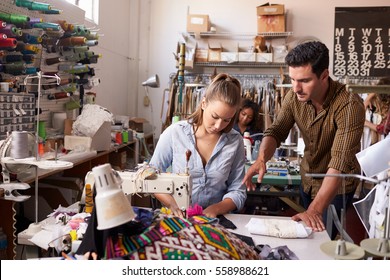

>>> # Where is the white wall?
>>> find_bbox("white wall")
[95,0,390,139]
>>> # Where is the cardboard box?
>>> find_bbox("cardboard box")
[64,121,111,152]
[208,43,222,62]
[257,3,285,33]
[257,3,284,15]
[195,48,208,62]
[187,14,210,33]
[129,117,149,132]
[109,150,127,170]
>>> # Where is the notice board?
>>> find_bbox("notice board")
[333,6,390,79]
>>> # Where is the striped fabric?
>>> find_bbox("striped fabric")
[103,214,260,260]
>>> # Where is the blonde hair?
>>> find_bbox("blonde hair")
[188,73,242,133]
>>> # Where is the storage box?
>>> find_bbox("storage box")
[208,43,222,62]
[195,48,208,62]
[256,52,273,63]
[129,117,149,132]
[187,14,210,33]
[238,44,256,62]
[221,44,239,63]
[257,3,285,33]
[109,150,127,170]
[272,45,288,63]
[257,3,284,15]
[64,121,111,152]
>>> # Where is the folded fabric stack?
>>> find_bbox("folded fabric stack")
[245,218,312,238]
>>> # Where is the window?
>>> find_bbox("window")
[65,0,99,24]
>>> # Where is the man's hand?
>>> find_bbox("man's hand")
[242,160,266,191]
[291,208,325,232]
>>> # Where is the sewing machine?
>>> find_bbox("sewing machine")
[81,166,192,211]
[117,169,192,211]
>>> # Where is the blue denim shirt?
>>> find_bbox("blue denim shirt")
[149,120,247,211]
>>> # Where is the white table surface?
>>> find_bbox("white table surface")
[225,213,332,260]
[19,205,332,260]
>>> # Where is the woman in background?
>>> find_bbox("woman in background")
[363,77,390,146]
[233,98,263,142]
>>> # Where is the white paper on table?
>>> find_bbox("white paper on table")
[245,218,312,238]
[28,229,54,250]
[28,222,66,251]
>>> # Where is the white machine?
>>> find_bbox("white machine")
[81,165,192,212]
[118,169,192,211]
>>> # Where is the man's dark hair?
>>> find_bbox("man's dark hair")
[285,41,329,78]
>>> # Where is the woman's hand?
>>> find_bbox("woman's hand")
[155,193,184,218]
[168,204,184,218]
[203,205,219,218]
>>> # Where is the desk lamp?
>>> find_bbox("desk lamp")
[139,74,160,161]
[92,163,135,230]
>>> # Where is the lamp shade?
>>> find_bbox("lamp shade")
[92,163,135,230]
[142,74,160,88]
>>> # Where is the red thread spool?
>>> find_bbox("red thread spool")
[0,38,17,48]
[115,132,122,144]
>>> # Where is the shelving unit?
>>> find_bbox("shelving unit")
[194,61,287,68]
[183,31,293,70]
[189,31,293,39]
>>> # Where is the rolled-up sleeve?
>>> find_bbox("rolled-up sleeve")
[222,136,247,211]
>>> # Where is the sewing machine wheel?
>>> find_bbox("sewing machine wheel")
[0,133,36,176]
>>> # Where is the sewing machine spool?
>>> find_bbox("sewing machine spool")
[360,238,390,258]
[320,240,365,260]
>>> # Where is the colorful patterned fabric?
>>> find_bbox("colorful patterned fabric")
[104,214,260,260]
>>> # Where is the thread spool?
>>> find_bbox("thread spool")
[0,38,17,48]
[115,131,122,144]
[122,130,129,143]
[38,120,46,140]
[243,132,252,162]
[48,92,72,100]
[86,40,98,46]
[10,131,29,159]
[85,183,93,213]
[58,36,86,46]
[0,82,9,92]
[4,54,23,63]
[172,115,180,123]
[2,24,22,37]
[0,13,30,26]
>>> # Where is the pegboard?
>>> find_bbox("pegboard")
[0,0,92,128]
